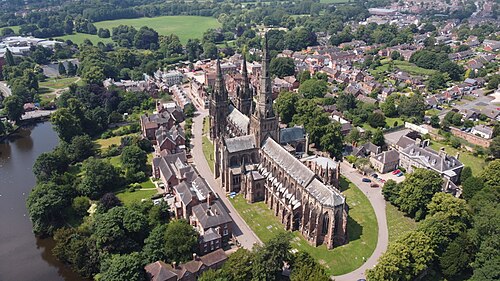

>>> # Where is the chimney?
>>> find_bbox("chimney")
[207,194,212,206]
[193,253,198,261]
[439,147,447,158]
[172,261,177,269]
[456,152,460,160]
[415,138,422,147]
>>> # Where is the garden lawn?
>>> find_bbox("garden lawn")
[95,133,135,149]
[386,202,417,242]
[93,16,221,44]
[429,141,486,175]
[393,60,436,76]
[385,117,404,127]
[116,187,158,205]
[39,77,80,89]
[202,136,215,173]
[230,177,378,276]
[55,33,114,45]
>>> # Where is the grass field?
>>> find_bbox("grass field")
[116,186,158,205]
[385,117,404,127]
[39,77,80,89]
[393,60,436,76]
[95,133,136,149]
[56,33,114,45]
[231,177,378,276]
[93,16,221,44]
[386,202,417,242]
[429,140,486,175]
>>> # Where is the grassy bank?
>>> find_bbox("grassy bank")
[230,177,378,276]
[386,202,417,242]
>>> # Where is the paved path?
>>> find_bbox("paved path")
[333,161,389,281]
[191,109,261,249]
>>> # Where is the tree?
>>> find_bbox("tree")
[396,169,443,220]
[70,134,95,162]
[390,51,402,60]
[380,98,397,117]
[67,61,77,76]
[98,193,123,212]
[202,42,218,59]
[274,91,299,124]
[366,230,435,281]
[186,39,202,61]
[298,79,328,99]
[460,166,472,183]
[336,93,356,112]
[345,127,361,145]
[368,112,386,128]
[164,220,198,262]
[486,74,500,90]
[77,158,122,199]
[72,196,90,216]
[290,252,330,281]
[121,145,147,181]
[5,48,15,66]
[269,57,295,78]
[82,65,105,85]
[427,72,447,91]
[319,123,343,160]
[440,234,474,280]
[252,232,293,281]
[143,224,168,263]
[220,248,254,281]
[98,28,111,38]
[398,93,426,121]
[299,70,311,83]
[372,129,385,146]
[430,115,440,128]
[26,182,72,235]
[439,61,464,81]
[51,108,82,142]
[134,26,159,50]
[489,136,500,159]
[3,95,24,122]
[100,253,146,281]
[33,150,69,182]
[382,179,399,204]
[58,62,66,75]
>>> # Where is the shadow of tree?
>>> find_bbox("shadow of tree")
[347,214,363,242]
[339,176,351,192]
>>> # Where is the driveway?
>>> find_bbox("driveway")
[333,161,389,281]
[190,109,261,249]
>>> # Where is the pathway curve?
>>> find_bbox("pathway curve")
[333,161,389,281]
[190,109,261,249]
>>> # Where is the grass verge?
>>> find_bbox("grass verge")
[230,177,377,276]
[385,202,417,242]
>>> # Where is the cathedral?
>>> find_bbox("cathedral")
[209,34,348,249]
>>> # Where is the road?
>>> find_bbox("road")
[190,109,261,249]
[333,161,389,281]
[0,81,12,98]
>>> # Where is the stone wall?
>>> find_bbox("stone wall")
[450,127,491,148]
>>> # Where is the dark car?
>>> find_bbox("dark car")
[370,183,380,188]
[371,173,378,178]
[362,178,371,183]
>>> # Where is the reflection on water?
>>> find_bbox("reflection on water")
[0,122,86,281]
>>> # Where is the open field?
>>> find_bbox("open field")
[386,202,417,242]
[93,16,221,44]
[230,177,377,276]
[56,33,113,45]
[393,60,436,76]
[39,77,80,89]
[429,140,486,175]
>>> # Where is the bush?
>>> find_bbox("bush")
[450,137,461,149]
[72,196,90,216]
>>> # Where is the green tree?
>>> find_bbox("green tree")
[26,182,72,235]
[439,234,474,279]
[345,127,361,145]
[77,158,122,199]
[58,62,66,75]
[82,65,105,85]
[134,26,159,50]
[489,136,500,159]
[371,129,385,146]
[51,108,82,142]
[336,93,357,112]
[203,42,218,59]
[164,220,198,262]
[382,179,399,204]
[100,252,146,281]
[269,57,295,78]
[274,91,299,124]
[5,48,15,66]
[462,177,485,202]
[3,95,24,122]
[98,193,123,212]
[366,231,435,281]
[396,169,443,220]
[486,74,500,90]
[380,98,397,117]
[121,145,147,181]
[427,72,447,91]
[299,70,311,83]
[298,79,328,99]
[479,159,500,189]
[368,111,386,128]
[143,224,168,263]
[67,61,77,76]
[70,134,95,162]
[290,252,330,281]
[72,196,90,216]
[252,232,293,281]
[319,123,344,160]
[221,248,254,281]
[430,115,440,128]
[398,93,426,121]
[33,149,69,182]
[460,166,473,183]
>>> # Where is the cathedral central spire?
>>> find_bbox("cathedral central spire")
[257,33,274,119]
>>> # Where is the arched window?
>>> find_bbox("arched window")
[322,213,330,235]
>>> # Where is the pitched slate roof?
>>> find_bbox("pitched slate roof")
[227,105,249,135]
[279,126,305,144]
[192,201,232,230]
[144,261,177,281]
[373,150,400,164]
[224,135,257,153]
[401,144,463,173]
[306,178,345,207]
[200,227,221,243]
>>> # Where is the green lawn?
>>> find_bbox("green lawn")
[96,133,136,149]
[386,202,417,242]
[230,177,378,276]
[2,25,20,34]
[393,60,436,76]
[385,117,404,127]
[429,141,486,175]
[56,33,114,45]
[202,136,215,173]
[116,187,158,205]
[108,155,122,168]
[40,77,80,90]
[93,16,221,44]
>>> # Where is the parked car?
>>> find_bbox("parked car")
[362,178,371,183]
[370,183,380,188]
[380,179,386,183]
[397,172,404,177]
[392,169,401,175]
[371,173,378,178]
